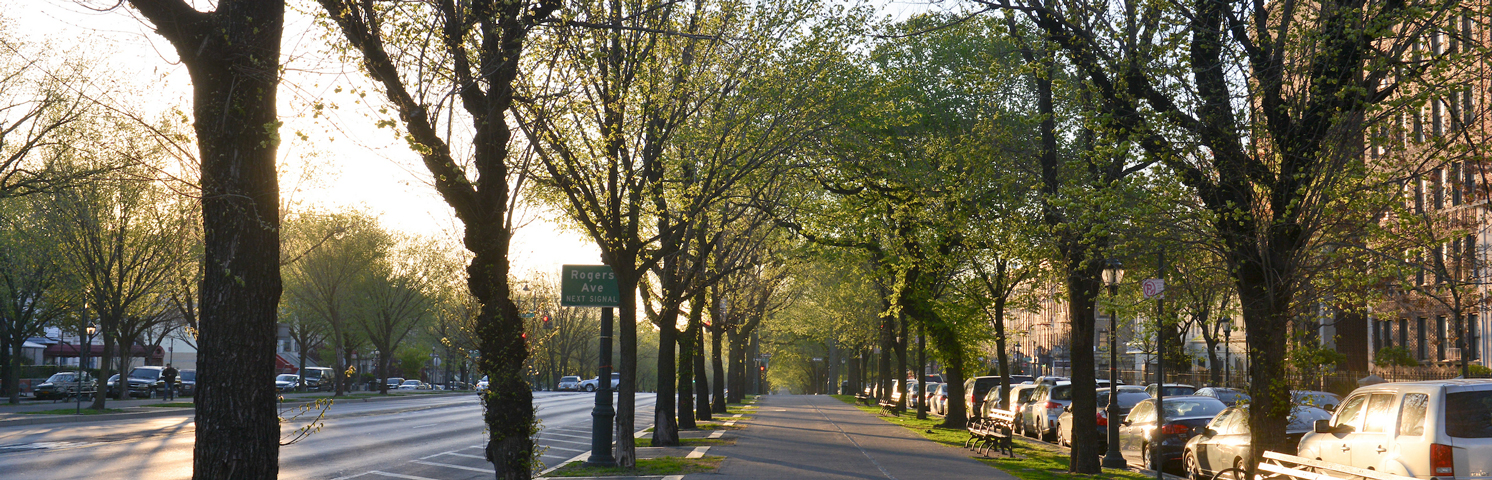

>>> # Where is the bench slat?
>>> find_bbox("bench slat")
[1260,451,1417,480]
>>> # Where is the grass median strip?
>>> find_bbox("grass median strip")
[645,437,735,447]
[830,395,1150,480]
[20,408,127,415]
[543,456,721,477]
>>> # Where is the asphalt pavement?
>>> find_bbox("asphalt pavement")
[700,395,1016,480]
[0,390,658,480]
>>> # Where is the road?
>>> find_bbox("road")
[0,391,658,480]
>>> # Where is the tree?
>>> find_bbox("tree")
[282,211,385,396]
[357,237,440,394]
[0,197,74,404]
[121,1,286,477]
[987,0,1492,466]
[315,0,560,475]
[0,22,107,200]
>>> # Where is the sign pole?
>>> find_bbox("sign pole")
[563,264,621,468]
[586,306,617,467]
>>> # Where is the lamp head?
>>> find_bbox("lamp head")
[1102,259,1124,287]
[86,324,97,336]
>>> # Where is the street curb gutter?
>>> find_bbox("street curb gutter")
[0,392,474,428]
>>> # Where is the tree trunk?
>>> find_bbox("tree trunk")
[711,325,726,413]
[677,326,696,429]
[695,326,711,421]
[123,2,287,478]
[653,318,680,446]
[90,330,113,410]
[613,272,641,468]
[1065,253,1103,473]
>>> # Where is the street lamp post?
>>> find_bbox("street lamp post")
[78,323,96,415]
[1101,259,1126,469]
[1223,321,1231,388]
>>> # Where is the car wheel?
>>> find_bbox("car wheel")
[148,387,157,399]
[1185,451,1202,480]
[584,384,595,392]
[1142,443,1152,470]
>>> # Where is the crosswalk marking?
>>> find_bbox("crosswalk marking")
[686,446,710,459]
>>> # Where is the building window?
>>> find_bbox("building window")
[1470,234,1480,278]
[1433,168,1444,210]
[1401,318,1411,354]
[1471,315,1480,361]
[1433,99,1444,137]
[1418,317,1428,360]
[1453,162,1463,205]
[1415,177,1424,213]
[1438,316,1448,361]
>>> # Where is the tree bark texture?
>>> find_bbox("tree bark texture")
[124,2,286,478]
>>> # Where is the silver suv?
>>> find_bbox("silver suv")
[1296,379,1492,479]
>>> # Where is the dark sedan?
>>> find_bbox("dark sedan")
[1183,404,1331,479]
[1119,396,1228,474]
[1193,387,1250,406]
[1056,389,1151,449]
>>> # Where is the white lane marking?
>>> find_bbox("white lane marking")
[686,446,709,459]
[709,430,724,439]
[330,473,372,480]
[419,451,486,460]
[410,423,438,429]
[370,472,439,480]
[546,445,586,452]
[635,429,650,438]
[539,451,590,476]
[664,476,685,480]
[731,414,742,418]
[411,460,491,473]
[539,432,593,440]
[543,438,592,445]
[723,420,736,426]
[540,453,572,459]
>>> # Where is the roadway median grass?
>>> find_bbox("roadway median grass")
[20,408,126,415]
[544,456,722,477]
[831,395,1149,480]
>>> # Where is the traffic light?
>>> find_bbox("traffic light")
[759,365,765,372]
[542,315,551,329]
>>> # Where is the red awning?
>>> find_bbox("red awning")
[275,354,299,374]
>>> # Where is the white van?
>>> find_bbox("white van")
[1296,379,1492,479]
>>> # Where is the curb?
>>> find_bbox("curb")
[0,392,474,428]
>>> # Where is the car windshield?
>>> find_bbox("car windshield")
[1287,406,1332,431]
[46,373,78,383]
[1050,385,1072,400]
[1098,392,1150,408]
[1446,391,1492,438]
[1161,398,1227,419]
[129,369,159,380]
[180,370,195,381]
[276,375,298,382]
[1214,390,1249,403]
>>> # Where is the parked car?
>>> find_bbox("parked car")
[579,372,620,392]
[1296,379,1492,479]
[1194,387,1250,406]
[1056,389,1151,449]
[275,374,300,393]
[1118,395,1228,474]
[1002,384,1041,435]
[1291,390,1342,412]
[398,379,422,390]
[385,377,405,391]
[963,376,1006,419]
[300,367,333,391]
[1036,376,1070,385]
[121,366,178,399]
[1146,383,1198,397]
[928,383,948,416]
[1184,404,1331,479]
[178,369,196,396]
[476,376,489,391]
[106,374,121,398]
[33,371,95,400]
[1023,382,1073,440]
[557,375,582,391]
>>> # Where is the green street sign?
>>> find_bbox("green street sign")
[560,265,620,307]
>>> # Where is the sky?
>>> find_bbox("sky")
[12,0,944,279]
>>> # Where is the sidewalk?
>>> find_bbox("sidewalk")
[704,395,1016,480]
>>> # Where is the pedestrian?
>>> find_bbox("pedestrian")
[162,364,178,401]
